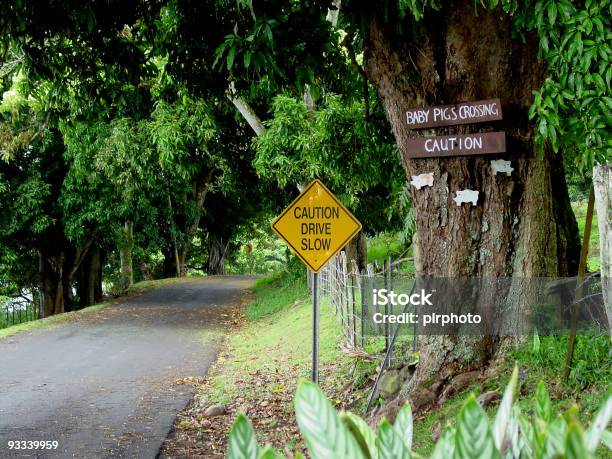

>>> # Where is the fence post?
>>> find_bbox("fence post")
[360,269,367,348]
[383,259,389,353]
[387,256,393,367]
[341,252,348,342]
[350,262,357,348]
[312,271,320,383]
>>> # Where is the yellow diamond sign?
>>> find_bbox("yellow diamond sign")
[272,180,362,273]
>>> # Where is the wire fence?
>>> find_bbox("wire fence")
[319,250,415,364]
[0,298,40,329]
[318,249,609,412]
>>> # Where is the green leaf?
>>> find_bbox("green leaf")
[341,412,377,459]
[535,381,552,423]
[430,428,455,459]
[507,405,529,458]
[228,414,260,459]
[539,118,548,137]
[548,124,559,151]
[517,409,535,457]
[227,46,237,71]
[244,51,252,69]
[455,395,500,459]
[585,395,612,452]
[394,402,414,450]
[548,1,558,24]
[376,420,411,459]
[258,446,285,459]
[593,74,606,93]
[532,331,541,354]
[493,366,519,450]
[543,416,568,457]
[294,381,366,459]
[566,423,594,459]
[265,24,273,44]
[601,430,612,450]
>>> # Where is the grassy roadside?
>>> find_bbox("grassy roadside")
[162,271,358,457]
[162,271,610,457]
[410,333,611,456]
[412,333,611,455]
[0,276,196,340]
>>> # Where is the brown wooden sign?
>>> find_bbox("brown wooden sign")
[406,98,502,129]
[405,132,506,158]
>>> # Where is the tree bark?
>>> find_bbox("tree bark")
[177,247,187,277]
[76,243,103,308]
[163,247,179,278]
[119,220,134,290]
[593,164,611,335]
[169,171,215,277]
[228,89,265,135]
[345,231,368,272]
[207,233,228,275]
[362,1,580,399]
[39,250,65,317]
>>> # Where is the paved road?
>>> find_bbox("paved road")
[0,276,255,458]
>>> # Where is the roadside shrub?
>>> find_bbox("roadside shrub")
[227,367,611,458]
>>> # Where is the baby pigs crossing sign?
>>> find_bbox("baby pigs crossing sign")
[272,180,362,273]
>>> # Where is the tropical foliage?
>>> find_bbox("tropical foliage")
[228,368,612,458]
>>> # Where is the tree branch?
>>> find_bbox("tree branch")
[343,33,370,120]
[226,82,265,136]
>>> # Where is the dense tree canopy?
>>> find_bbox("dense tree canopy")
[0,0,411,315]
[0,0,607,328]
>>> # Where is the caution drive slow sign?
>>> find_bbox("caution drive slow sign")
[272,180,362,273]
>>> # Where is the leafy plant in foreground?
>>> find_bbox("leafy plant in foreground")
[227,367,612,458]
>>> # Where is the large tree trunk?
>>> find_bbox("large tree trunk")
[362,1,580,401]
[61,247,76,311]
[345,231,368,272]
[207,233,228,275]
[593,164,611,335]
[179,173,214,276]
[39,251,65,317]
[38,235,98,315]
[166,172,214,278]
[177,246,188,277]
[119,220,134,290]
[163,246,179,278]
[76,243,103,308]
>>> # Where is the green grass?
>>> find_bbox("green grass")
[0,276,199,340]
[203,271,347,405]
[245,271,309,320]
[367,233,405,265]
[411,334,611,456]
[572,199,601,271]
[0,302,40,329]
[126,276,198,295]
[0,300,112,339]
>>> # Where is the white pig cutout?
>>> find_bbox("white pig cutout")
[453,189,479,206]
[491,159,513,176]
[410,173,434,190]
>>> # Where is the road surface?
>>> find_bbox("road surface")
[0,276,255,458]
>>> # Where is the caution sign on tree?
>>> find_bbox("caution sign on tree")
[272,180,362,273]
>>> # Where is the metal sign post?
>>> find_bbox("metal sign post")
[271,179,362,385]
[312,271,320,383]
